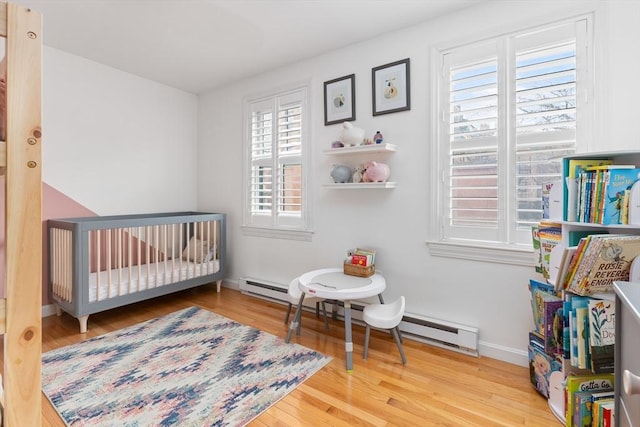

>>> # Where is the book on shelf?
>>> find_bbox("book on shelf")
[560,292,616,375]
[595,400,615,427]
[564,373,614,427]
[588,299,615,373]
[575,306,590,370]
[565,159,614,222]
[600,167,640,225]
[533,289,563,354]
[562,236,592,291]
[528,342,561,398]
[538,221,562,280]
[554,245,577,291]
[568,234,640,296]
[574,391,615,427]
[531,226,543,275]
[542,181,562,220]
[569,295,590,368]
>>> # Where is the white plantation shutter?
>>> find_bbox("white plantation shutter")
[437,17,590,249]
[250,100,273,217]
[514,30,579,233]
[246,87,309,232]
[448,49,499,232]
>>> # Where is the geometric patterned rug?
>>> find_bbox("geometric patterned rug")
[42,306,331,426]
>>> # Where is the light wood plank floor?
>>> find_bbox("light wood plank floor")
[35,285,558,426]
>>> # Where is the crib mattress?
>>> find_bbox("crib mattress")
[88,260,220,302]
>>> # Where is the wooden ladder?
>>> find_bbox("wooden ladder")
[0,2,43,426]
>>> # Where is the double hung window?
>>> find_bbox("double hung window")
[432,17,592,262]
[243,86,311,240]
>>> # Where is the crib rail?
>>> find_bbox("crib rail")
[49,212,226,318]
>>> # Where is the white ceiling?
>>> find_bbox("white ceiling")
[12,0,483,94]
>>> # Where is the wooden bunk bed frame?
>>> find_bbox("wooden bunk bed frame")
[0,2,42,426]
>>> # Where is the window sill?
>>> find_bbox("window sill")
[241,225,313,242]
[426,240,534,266]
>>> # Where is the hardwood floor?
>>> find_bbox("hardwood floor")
[36,285,558,426]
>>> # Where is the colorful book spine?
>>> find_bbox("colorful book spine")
[564,373,614,426]
[563,236,590,290]
[601,168,640,225]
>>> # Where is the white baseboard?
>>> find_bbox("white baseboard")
[42,304,57,318]
[478,340,529,367]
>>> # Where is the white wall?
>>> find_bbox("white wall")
[42,47,199,215]
[198,0,639,365]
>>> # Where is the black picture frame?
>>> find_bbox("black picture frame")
[323,74,355,125]
[372,58,410,116]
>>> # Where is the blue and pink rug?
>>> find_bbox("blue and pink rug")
[42,306,331,426]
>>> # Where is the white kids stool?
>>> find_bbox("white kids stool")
[362,296,407,364]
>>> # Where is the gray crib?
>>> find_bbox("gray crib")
[48,211,226,332]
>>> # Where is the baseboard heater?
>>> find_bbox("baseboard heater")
[238,277,479,357]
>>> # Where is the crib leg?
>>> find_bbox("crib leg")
[55,306,62,317]
[216,280,222,293]
[78,315,89,334]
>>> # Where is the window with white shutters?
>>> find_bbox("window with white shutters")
[431,17,592,261]
[244,86,311,238]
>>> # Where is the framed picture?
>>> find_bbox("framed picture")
[372,58,410,116]
[324,74,355,125]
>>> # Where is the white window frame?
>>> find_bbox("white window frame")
[428,15,594,265]
[242,84,313,241]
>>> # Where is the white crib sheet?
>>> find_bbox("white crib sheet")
[88,260,220,302]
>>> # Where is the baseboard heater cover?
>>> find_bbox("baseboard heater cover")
[239,277,288,302]
[239,277,479,356]
[399,312,479,356]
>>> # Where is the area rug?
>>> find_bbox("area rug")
[42,306,331,426]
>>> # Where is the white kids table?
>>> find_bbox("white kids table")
[284,267,386,372]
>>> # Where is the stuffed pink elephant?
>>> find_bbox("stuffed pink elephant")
[362,161,390,183]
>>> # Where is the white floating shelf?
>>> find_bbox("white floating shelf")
[323,182,396,189]
[323,143,396,155]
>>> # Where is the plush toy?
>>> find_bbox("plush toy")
[339,122,364,146]
[362,161,390,183]
[330,164,353,183]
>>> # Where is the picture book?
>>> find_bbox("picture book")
[538,221,562,280]
[542,294,563,355]
[542,181,559,220]
[572,391,594,427]
[555,245,577,291]
[572,234,640,295]
[575,306,590,370]
[528,344,561,398]
[569,295,590,367]
[588,299,615,373]
[601,168,640,225]
[568,234,633,292]
[529,278,555,295]
[529,330,545,353]
[564,373,614,426]
[563,236,592,291]
[531,225,543,274]
[529,279,559,338]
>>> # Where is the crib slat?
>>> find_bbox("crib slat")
[137,226,142,289]
[128,227,133,294]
